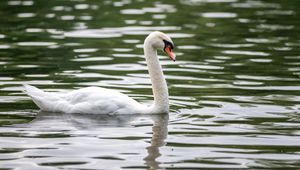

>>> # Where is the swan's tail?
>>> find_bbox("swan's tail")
[23,84,46,97]
[23,84,67,112]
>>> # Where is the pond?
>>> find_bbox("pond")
[0,0,300,169]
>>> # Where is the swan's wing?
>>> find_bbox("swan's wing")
[63,87,143,114]
[24,85,144,114]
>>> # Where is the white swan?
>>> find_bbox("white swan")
[24,31,175,114]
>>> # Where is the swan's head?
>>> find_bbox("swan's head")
[145,31,176,61]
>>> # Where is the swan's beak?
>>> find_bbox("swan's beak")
[164,46,176,62]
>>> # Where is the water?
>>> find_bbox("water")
[0,0,300,169]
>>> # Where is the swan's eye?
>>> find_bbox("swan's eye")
[163,40,174,50]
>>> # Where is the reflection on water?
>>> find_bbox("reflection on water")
[144,114,168,170]
[0,112,168,169]
[0,0,300,169]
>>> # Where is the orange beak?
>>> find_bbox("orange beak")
[164,46,176,62]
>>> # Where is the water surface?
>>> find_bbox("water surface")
[0,0,300,169]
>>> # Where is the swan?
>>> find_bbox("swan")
[24,31,175,114]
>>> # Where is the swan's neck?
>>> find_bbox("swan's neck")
[144,42,169,113]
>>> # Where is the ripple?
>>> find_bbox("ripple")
[167,33,194,38]
[61,15,75,21]
[223,50,270,56]
[17,42,57,47]
[284,56,300,60]
[205,59,225,63]
[181,0,237,5]
[123,39,140,44]
[74,4,90,10]
[112,53,141,58]
[39,161,88,166]
[0,45,10,49]
[82,64,146,71]
[121,5,176,15]
[112,48,133,52]
[233,80,263,86]
[285,42,300,47]
[272,47,292,51]
[152,14,167,19]
[47,29,64,35]
[256,10,295,16]
[0,34,6,39]
[202,12,237,18]
[65,26,180,38]
[121,9,145,15]
[231,1,280,9]
[139,20,153,25]
[71,56,112,62]
[257,24,294,31]
[8,1,34,6]
[178,45,202,50]
[17,13,36,18]
[249,58,272,63]
[1,0,300,169]
[0,96,29,103]
[61,72,111,79]
[235,75,298,81]
[103,76,151,86]
[73,48,98,53]
[210,43,254,48]
[167,74,224,82]
[113,1,131,7]
[26,28,44,33]
[79,15,93,21]
[52,6,67,11]
[16,65,39,68]
[183,64,224,70]
[246,38,279,44]
[45,13,55,18]
[0,77,14,81]
[214,56,232,60]
[24,74,49,78]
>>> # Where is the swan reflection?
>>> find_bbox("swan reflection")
[25,111,169,169]
[144,114,169,169]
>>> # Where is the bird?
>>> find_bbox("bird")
[24,31,176,114]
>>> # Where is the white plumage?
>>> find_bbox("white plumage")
[24,85,146,114]
[24,31,175,114]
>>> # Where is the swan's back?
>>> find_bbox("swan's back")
[24,85,145,114]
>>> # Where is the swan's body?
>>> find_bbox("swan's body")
[24,31,175,114]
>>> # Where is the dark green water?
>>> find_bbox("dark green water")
[0,0,300,169]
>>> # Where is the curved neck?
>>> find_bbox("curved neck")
[144,40,169,113]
